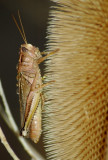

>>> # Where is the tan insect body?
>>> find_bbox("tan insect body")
[13,12,59,143]
[18,44,43,143]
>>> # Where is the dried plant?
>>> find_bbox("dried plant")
[43,0,108,159]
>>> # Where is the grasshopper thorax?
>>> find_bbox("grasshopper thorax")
[21,44,42,60]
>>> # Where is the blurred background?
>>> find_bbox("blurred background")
[0,0,54,159]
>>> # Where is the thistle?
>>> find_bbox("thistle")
[43,0,108,159]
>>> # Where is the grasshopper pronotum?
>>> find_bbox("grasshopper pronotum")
[13,11,59,143]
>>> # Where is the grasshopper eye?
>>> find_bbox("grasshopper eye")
[22,47,28,52]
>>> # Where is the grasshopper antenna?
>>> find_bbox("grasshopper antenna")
[12,11,27,44]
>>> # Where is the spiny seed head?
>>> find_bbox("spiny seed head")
[43,1,108,159]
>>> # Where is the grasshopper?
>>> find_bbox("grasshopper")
[13,11,59,143]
